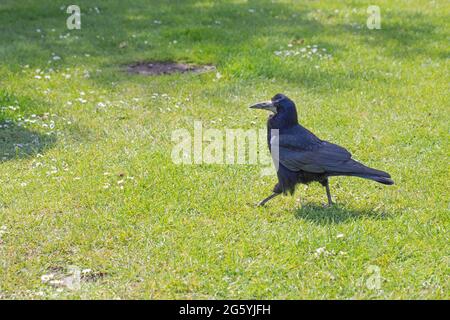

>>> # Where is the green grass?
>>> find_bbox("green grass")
[0,0,449,299]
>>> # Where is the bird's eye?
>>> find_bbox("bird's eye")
[273,93,284,102]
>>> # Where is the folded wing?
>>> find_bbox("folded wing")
[271,134,390,180]
[273,135,350,172]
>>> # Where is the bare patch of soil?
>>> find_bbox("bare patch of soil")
[127,61,215,75]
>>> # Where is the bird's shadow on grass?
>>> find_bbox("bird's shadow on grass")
[293,203,391,225]
[0,123,55,162]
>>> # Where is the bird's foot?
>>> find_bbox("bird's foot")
[323,201,335,208]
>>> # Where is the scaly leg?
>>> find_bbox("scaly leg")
[257,193,279,207]
[324,179,333,206]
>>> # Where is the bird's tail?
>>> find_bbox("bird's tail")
[351,173,394,185]
[329,159,394,185]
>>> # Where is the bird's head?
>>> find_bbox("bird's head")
[250,93,298,127]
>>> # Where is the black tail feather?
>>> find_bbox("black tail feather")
[328,159,394,185]
[354,174,394,185]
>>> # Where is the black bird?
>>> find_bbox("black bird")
[250,94,393,206]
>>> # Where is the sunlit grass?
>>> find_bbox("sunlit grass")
[0,0,448,299]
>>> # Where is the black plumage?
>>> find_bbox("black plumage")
[250,93,393,206]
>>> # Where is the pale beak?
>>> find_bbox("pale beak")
[249,101,276,113]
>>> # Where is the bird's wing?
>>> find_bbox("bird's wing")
[271,134,352,173]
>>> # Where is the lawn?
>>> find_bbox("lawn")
[0,0,448,299]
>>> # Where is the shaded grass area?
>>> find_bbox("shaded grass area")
[0,90,56,161]
[0,0,448,299]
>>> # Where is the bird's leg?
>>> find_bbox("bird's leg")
[324,179,334,206]
[257,193,279,207]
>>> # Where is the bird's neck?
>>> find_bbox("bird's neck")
[268,112,298,129]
